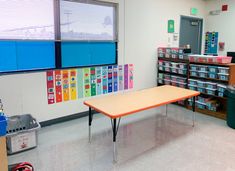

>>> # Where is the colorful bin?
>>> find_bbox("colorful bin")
[197,87,206,93]
[190,64,198,71]
[189,79,197,86]
[189,84,197,91]
[217,84,227,93]
[218,67,229,74]
[208,66,218,73]
[206,82,217,89]
[178,82,187,88]
[198,65,208,72]
[197,80,207,88]
[218,73,229,81]
[198,71,208,78]
[178,69,187,75]
[208,72,217,79]
[206,88,217,96]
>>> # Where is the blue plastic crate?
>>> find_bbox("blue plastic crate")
[0,115,7,136]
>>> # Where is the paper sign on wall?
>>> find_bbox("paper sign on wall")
[83,68,91,97]
[102,66,108,94]
[124,64,129,90]
[113,65,118,92]
[77,69,84,98]
[118,65,124,91]
[90,67,96,96]
[62,70,70,101]
[129,64,134,89]
[46,71,55,104]
[108,66,113,93]
[55,70,62,103]
[70,69,77,100]
[96,67,102,95]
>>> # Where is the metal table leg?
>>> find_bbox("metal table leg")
[89,107,93,143]
[111,118,121,163]
[192,96,196,127]
[165,104,168,117]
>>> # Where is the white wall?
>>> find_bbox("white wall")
[205,0,235,56]
[0,0,206,122]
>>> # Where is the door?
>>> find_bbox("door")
[179,16,203,54]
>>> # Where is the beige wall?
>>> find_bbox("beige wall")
[0,0,206,122]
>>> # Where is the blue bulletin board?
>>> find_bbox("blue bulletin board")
[204,32,219,55]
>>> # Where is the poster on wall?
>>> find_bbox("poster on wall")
[70,69,77,100]
[118,65,124,91]
[108,66,113,93]
[205,32,218,55]
[46,71,55,104]
[113,65,118,92]
[90,67,96,96]
[62,70,70,101]
[77,69,84,98]
[83,68,91,97]
[55,70,62,103]
[96,67,102,95]
[102,66,108,94]
[129,64,134,89]
[124,64,129,90]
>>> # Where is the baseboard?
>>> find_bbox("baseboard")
[40,110,98,127]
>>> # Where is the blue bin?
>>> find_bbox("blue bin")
[0,115,7,136]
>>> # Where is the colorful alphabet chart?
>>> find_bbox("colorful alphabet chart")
[46,64,134,104]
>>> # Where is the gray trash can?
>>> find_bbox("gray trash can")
[6,114,40,154]
[225,86,235,129]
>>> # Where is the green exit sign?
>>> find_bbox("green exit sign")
[191,8,198,16]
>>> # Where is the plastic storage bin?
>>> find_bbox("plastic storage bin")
[164,67,171,72]
[158,65,164,71]
[218,67,229,74]
[190,71,198,77]
[190,64,198,71]
[158,73,164,79]
[171,62,178,68]
[218,73,229,81]
[197,80,207,88]
[208,66,218,73]
[197,87,206,93]
[164,74,171,80]
[206,88,216,96]
[158,47,166,58]
[218,92,225,97]
[171,68,178,73]
[198,71,208,78]
[196,101,206,109]
[178,83,187,88]
[171,48,179,59]
[158,79,164,84]
[189,84,197,91]
[178,63,187,69]
[217,84,227,93]
[165,48,171,58]
[164,61,171,67]
[158,60,164,65]
[208,72,217,79]
[171,81,178,87]
[6,114,40,154]
[217,56,232,64]
[164,79,171,85]
[178,69,187,75]
[198,65,208,72]
[177,77,187,83]
[206,82,217,89]
[188,79,197,86]
[0,115,7,137]
[171,76,178,82]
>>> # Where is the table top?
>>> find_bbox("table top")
[84,85,200,119]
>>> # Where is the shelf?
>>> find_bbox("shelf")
[190,76,228,83]
[158,57,189,63]
[187,106,226,120]
[158,70,188,77]
[190,61,235,67]
[200,92,227,100]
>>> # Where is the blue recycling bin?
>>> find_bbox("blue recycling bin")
[0,115,7,136]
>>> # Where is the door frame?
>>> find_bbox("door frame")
[179,15,203,54]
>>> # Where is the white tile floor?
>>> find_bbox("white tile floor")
[8,105,235,171]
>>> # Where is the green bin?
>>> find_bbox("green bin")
[225,86,235,129]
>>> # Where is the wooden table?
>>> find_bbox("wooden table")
[84,85,200,162]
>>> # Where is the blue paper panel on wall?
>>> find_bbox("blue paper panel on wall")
[0,41,55,73]
[61,42,116,68]
[205,32,219,55]
[17,41,55,70]
[0,41,17,72]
